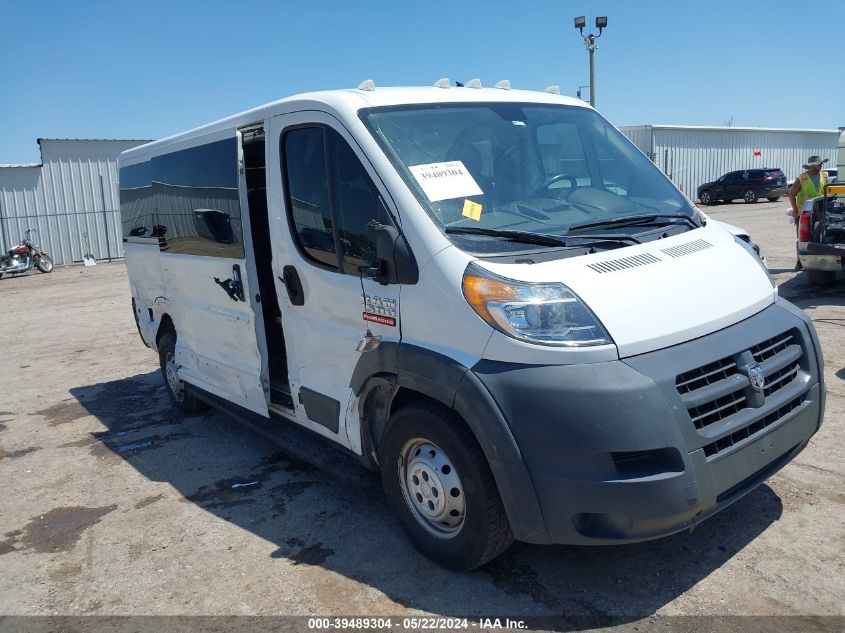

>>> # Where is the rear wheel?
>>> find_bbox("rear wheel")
[767,196,780,202]
[699,190,713,205]
[35,254,54,273]
[157,331,205,412]
[380,400,513,571]
[806,269,836,286]
[743,189,758,204]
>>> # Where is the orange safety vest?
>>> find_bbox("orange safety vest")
[796,170,828,212]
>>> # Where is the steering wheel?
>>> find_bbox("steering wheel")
[534,173,577,198]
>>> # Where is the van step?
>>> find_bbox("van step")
[187,384,374,487]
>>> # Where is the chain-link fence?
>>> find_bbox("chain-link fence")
[0,207,122,266]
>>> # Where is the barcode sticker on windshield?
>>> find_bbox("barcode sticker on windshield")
[408,161,483,202]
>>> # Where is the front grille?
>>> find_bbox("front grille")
[675,356,737,395]
[702,395,805,457]
[687,388,747,430]
[763,361,800,397]
[751,331,793,363]
[675,329,806,450]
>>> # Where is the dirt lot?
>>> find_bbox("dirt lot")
[0,199,842,630]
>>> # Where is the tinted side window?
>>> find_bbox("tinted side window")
[154,138,244,257]
[328,129,387,273]
[283,127,337,269]
[282,126,387,274]
[120,161,153,238]
[120,138,244,258]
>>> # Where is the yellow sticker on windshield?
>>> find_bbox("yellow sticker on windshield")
[462,199,483,221]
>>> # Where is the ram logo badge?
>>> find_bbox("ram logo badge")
[747,363,766,393]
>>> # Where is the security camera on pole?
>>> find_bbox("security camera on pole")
[574,15,607,108]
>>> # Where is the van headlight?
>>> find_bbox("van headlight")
[461,263,612,346]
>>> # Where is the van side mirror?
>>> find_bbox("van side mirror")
[362,221,419,285]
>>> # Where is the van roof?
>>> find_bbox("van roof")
[121,85,589,161]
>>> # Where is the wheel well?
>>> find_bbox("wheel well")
[390,386,428,415]
[361,384,471,468]
[155,314,175,348]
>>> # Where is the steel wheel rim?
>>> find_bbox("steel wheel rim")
[701,192,710,204]
[165,351,185,402]
[398,438,465,539]
[745,191,755,202]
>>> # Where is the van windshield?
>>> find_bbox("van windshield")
[362,103,694,253]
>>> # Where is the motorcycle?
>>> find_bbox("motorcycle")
[0,229,54,280]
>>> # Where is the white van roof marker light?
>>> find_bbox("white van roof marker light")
[357,79,375,91]
[494,80,511,90]
[466,78,482,89]
[433,78,451,88]
[545,85,561,95]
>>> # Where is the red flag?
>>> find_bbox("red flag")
[753,151,762,157]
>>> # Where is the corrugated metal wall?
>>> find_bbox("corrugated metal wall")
[0,139,149,265]
[620,126,839,200]
[619,125,654,163]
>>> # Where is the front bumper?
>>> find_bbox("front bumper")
[798,241,845,271]
[472,299,824,545]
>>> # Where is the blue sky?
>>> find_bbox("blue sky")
[1,0,843,163]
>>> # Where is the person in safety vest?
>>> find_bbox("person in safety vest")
[788,155,829,269]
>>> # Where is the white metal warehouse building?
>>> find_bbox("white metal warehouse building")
[0,138,149,266]
[619,125,840,201]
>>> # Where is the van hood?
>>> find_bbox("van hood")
[475,223,777,358]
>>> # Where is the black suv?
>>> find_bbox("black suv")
[697,169,788,205]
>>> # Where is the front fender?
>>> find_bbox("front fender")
[352,343,550,543]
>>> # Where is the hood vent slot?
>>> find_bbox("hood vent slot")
[661,239,713,258]
[588,252,661,273]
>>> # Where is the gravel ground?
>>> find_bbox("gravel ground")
[0,199,842,631]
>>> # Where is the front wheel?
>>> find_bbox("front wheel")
[699,190,713,205]
[380,401,513,571]
[35,254,54,273]
[743,189,758,204]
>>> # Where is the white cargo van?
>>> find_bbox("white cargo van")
[120,82,825,570]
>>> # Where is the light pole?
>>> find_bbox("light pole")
[574,15,607,108]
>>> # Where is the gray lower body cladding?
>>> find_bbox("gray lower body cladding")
[472,299,824,545]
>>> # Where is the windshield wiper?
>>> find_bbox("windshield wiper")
[445,226,640,246]
[568,213,699,233]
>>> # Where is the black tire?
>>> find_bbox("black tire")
[767,196,780,202]
[806,269,836,286]
[699,190,713,205]
[35,254,54,273]
[380,400,513,571]
[157,331,205,412]
[743,189,758,204]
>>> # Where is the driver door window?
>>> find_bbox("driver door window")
[283,126,388,274]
